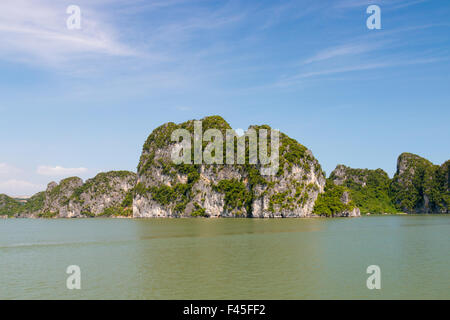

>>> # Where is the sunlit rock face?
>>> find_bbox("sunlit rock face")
[134,116,326,218]
[390,153,449,213]
[34,171,136,218]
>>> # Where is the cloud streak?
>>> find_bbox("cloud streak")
[335,0,429,10]
[37,166,88,176]
[0,0,137,68]
[302,43,384,65]
[276,57,444,87]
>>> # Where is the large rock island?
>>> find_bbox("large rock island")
[133,116,327,218]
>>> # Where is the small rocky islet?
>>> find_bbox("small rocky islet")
[1,116,448,218]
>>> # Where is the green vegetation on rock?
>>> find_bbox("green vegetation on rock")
[191,203,208,217]
[313,181,355,217]
[330,165,398,214]
[0,192,46,217]
[37,211,58,218]
[0,194,23,217]
[390,153,448,213]
[99,206,133,217]
[213,179,252,214]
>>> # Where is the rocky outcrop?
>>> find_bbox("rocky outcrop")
[251,154,325,218]
[69,171,136,217]
[134,116,326,218]
[329,165,396,214]
[312,180,361,217]
[325,154,449,215]
[42,177,84,217]
[335,191,361,217]
[330,165,389,187]
[18,171,136,218]
[390,153,449,213]
[0,194,22,217]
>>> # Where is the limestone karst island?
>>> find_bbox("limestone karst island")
[1,116,448,219]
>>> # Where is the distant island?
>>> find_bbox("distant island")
[1,116,448,219]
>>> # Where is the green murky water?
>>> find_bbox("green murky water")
[1,216,449,300]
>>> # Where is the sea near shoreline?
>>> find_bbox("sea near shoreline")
[1,212,437,219]
[1,215,449,300]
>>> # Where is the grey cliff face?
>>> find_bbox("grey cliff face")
[331,165,367,187]
[73,171,136,216]
[251,151,325,218]
[42,177,84,217]
[31,171,136,218]
[335,191,361,217]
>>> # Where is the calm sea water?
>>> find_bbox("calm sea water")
[0,216,449,300]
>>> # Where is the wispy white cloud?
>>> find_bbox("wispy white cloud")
[113,0,191,15]
[302,43,384,64]
[37,165,88,176]
[275,62,388,87]
[273,16,448,89]
[0,179,44,197]
[258,0,324,30]
[335,0,429,10]
[386,0,430,10]
[0,0,138,68]
[150,11,245,46]
[276,57,444,87]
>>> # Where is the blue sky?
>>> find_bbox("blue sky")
[0,0,449,196]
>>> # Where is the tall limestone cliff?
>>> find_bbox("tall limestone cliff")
[390,153,449,213]
[250,125,326,217]
[134,116,326,218]
[329,165,397,214]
